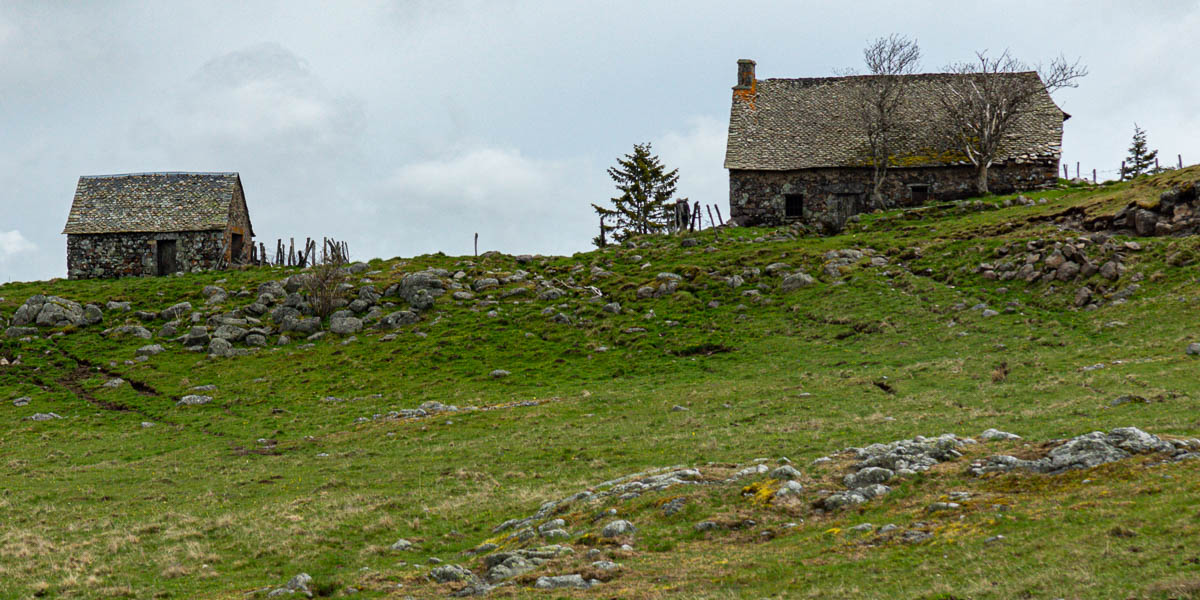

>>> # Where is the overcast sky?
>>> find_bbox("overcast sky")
[2,1,1198,282]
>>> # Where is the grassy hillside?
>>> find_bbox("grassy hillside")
[3,169,1200,599]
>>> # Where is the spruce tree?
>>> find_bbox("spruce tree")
[1120,123,1159,179]
[592,143,681,246]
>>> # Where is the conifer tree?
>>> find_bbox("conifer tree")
[592,143,682,246]
[1120,124,1159,179]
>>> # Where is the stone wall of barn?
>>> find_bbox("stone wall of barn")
[66,230,226,279]
[729,161,1059,229]
[226,186,254,264]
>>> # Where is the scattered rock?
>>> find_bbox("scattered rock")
[330,316,363,335]
[534,574,594,590]
[490,369,510,379]
[780,272,815,292]
[768,465,802,480]
[267,573,313,597]
[429,564,474,583]
[979,428,1021,441]
[26,413,63,421]
[177,395,212,406]
[969,427,1176,476]
[159,302,192,321]
[600,520,635,537]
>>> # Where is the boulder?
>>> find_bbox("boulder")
[159,302,192,321]
[113,325,152,339]
[34,297,85,327]
[600,520,635,537]
[377,310,420,330]
[208,339,233,357]
[82,304,103,325]
[330,316,363,335]
[534,574,593,590]
[408,288,435,311]
[397,272,446,306]
[843,466,894,489]
[781,272,815,292]
[473,277,499,292]
[180,326,210,347]
[281,316,321,335]
[212,324,248,342]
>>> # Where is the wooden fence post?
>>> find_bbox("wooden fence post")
[1092,169,1096,183]
[1063,164,1068,179]
[1179,154,1184,169]
[1120,161,1126,181]
[714,205,724,225]
[1075,162,1080,179]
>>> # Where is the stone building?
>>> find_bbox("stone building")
[724,60,1068,229]
[62,172,254,279]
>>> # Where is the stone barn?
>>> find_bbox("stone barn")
[62,172,254,279]
[724,60,1068,229]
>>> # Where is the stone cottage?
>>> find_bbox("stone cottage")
[62,172,254,279]
[724,60,1068,228]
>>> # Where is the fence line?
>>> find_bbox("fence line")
[248,237,349,267]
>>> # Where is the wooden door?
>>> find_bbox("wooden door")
[156,240,178,276]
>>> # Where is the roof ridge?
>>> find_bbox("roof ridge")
[762,71,1041,84]
[79,172,239,180]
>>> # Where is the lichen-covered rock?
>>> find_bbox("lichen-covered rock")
[600,520,635,537]
[969,427,1176,476]
[429,564,474,583]
[781,272,815,291]
[159,302,192,321]
[377,310,420,330]
[534,574,594,590]
[330,316,363,335]
[843,466,893,489]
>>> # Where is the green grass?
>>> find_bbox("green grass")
[2,168,1200,598]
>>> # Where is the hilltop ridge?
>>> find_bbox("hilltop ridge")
[2,169,1200,598]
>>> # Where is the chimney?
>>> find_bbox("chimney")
[735,59,756,90]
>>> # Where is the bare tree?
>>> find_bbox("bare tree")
[936,50,1086,195]
[846,34,922,208]
[303,256,349,320]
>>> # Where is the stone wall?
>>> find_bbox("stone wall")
[226,187,254,265]
[67,230,226,279]
[729,161,1059,229]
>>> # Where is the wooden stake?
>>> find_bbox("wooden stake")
[474,233,479,257]
[1121,161,1126,181]
[714,204,724,225]
[706,205,716,229]
[1063,164,1068,179]
[1093,169,1096,183]
[1076,162,1080,179]
[1179,154,1184,169]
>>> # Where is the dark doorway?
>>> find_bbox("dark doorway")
[156,240,178,276]
[231,233,244,264]
[784,194,804,218]
[910,184,930,203]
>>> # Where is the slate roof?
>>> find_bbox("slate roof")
[63,172,245,234]
[724,72,1067,171]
